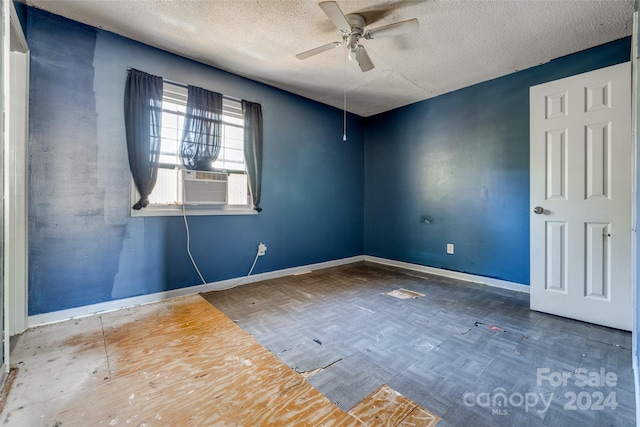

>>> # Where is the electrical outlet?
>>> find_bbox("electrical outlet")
[258,243,267,256]
[446,243,454,255]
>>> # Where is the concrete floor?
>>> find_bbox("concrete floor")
[3,311,110,426]
[204,262,636,427]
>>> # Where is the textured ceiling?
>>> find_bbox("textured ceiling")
[25,0,634,117]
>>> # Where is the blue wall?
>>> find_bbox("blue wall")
[364,38,631,285]
[26,5,633,316]
[26,8,364,315]
[13,1,27,31]
[13,0,27,32]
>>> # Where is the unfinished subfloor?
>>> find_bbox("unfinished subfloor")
[203,262,636,427]
[1,292,439,426]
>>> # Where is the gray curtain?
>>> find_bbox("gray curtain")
[242,100,263,212]
[180,86,223,170]
[124,69,163,210]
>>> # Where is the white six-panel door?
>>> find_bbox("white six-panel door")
[530,62,632,331]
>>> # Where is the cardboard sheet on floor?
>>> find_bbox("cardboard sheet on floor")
[386,288,425,299]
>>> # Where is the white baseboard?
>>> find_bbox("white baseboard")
[364,256,530,293]
[27,255,365,327]
[28,254,528,327]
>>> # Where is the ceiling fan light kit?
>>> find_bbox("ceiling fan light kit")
[296,1,420,73]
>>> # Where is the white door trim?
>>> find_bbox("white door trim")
[2,0,11,374]
[5,0,29,340]
[631,9,639,426]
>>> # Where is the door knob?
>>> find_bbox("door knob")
[533,206,544,214]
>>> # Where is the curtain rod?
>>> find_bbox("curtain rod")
[126,67,243,103]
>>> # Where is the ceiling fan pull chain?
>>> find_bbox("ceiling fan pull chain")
[343,40,347,142]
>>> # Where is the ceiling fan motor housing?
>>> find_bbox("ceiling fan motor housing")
[344,14,365,52]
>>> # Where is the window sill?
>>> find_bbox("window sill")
[130,204,258,217]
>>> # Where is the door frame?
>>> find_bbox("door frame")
[6,1,28,338]
[3,1,29,374]
[631,8,640,426]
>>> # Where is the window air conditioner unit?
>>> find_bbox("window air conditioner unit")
[182,170,228,205]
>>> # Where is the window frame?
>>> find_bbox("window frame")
[130,82,256,217]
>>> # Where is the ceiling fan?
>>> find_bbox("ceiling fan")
[296,1,419,72]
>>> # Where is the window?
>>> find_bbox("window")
[133,82,252,215]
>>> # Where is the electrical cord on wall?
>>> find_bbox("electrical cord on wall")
[181,178,261,292]
[182,201,207,285]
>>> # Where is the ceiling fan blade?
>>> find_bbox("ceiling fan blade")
[296,42,341,60]
[319,1,351,33]
[364,18,419,40]
[355,45,374,72]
